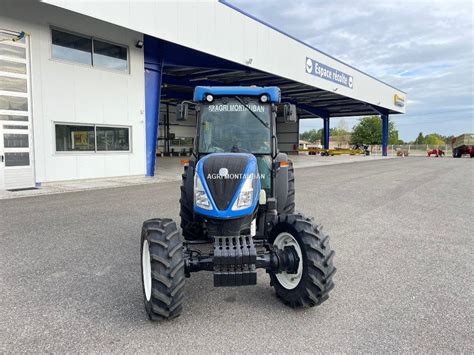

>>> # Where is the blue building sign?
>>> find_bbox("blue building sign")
[305,57,353,89]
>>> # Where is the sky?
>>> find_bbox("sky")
[227,0,473,141]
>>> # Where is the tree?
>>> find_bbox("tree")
[413,132,448,146]
[300,127,350,145]
[424,133,445,146]
[300,129,322,143]
[443,135,454,144]
[350,116,399,145]
[336,119,349,133]
[414,132,425,144]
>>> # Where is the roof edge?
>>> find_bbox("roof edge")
[218,0,406,95]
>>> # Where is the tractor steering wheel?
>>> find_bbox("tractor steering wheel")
[231,145,250,153]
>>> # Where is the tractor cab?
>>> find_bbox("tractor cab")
[178,86,295,196]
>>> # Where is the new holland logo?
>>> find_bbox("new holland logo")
[394,94,405,107]
[218,168,229,177]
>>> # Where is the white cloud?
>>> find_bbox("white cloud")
[227,0,473,141]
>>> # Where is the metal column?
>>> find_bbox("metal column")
[381,113,389,157]
[323,116,330,149]
[144,35,163,176]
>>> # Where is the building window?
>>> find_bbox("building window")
[51,29,128,71]
[0,59,26,74]
[0,43,26,59]
[0,76,28,93]
[4,125,28,130]
[4,133,28,148]
[96,126,130,151]
[93,40,128,71]
[0,114,28,122]
[52,29,92,65]
[55,124,131,152]
[0,95,28,111]
[55,124,95,151]
[5,152,29,167]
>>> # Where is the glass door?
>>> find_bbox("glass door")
[0,30,34,189]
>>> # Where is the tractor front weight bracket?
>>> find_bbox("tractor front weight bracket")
[183,237,300,286]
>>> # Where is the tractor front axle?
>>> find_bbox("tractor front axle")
[184,236,300,287]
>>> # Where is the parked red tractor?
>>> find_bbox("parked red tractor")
[427,148,445,157]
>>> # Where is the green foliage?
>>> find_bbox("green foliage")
[300,125,350,145]
[414,132,425,144]
[411,132,451,145]
[350,116,399,145]
[443,135,454,144]
[300,129,322,143]
[301,121,452,147]
[424,133,445,146]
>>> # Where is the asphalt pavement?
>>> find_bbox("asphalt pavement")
[1,157,472,352]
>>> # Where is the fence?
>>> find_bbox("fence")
[369,144,452,156]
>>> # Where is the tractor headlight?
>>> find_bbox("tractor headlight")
[232,173,254,211]
[194,173,212,210]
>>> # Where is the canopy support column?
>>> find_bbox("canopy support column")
[298,104,331,150]
[144,35,164,176]
[323,116,330,150]
[381,113,389,157]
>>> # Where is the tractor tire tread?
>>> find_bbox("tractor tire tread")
[141,218,185,321]
[282,160,296,214]
[269,213,336,309]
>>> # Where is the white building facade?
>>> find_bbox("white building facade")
[0,0,406,190]
[1,1,145,189]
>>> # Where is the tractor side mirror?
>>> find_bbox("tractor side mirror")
[177,102,189,121]
[283,104,297,122]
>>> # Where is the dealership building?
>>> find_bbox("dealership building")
[0,0,406,190]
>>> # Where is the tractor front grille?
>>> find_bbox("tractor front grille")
[203,154,249,211]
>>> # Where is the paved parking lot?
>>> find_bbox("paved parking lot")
[1,158,472,352]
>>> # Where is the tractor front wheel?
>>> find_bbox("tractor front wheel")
[141,218,185,321]
[269,214,336,308]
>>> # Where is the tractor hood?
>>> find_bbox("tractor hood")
[194,153,260,219]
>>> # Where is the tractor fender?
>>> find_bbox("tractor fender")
[182,160,195,209]
[274,153,289,214]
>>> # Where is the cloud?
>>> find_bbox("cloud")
[227,0,473,140]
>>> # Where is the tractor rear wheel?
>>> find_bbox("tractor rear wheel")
[283,160,295,214]
[179,166,203,240]
[141,218,185,321]
[269,214,336,308]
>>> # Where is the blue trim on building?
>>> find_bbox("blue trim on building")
[194,153,260,219]
[194,86,281,103]
[218,0,406,94]
[144,35,163,176]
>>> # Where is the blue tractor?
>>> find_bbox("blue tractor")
[140,86,336,320]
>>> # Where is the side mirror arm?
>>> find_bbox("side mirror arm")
[282,103,297,122]
[177,100,197,121]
